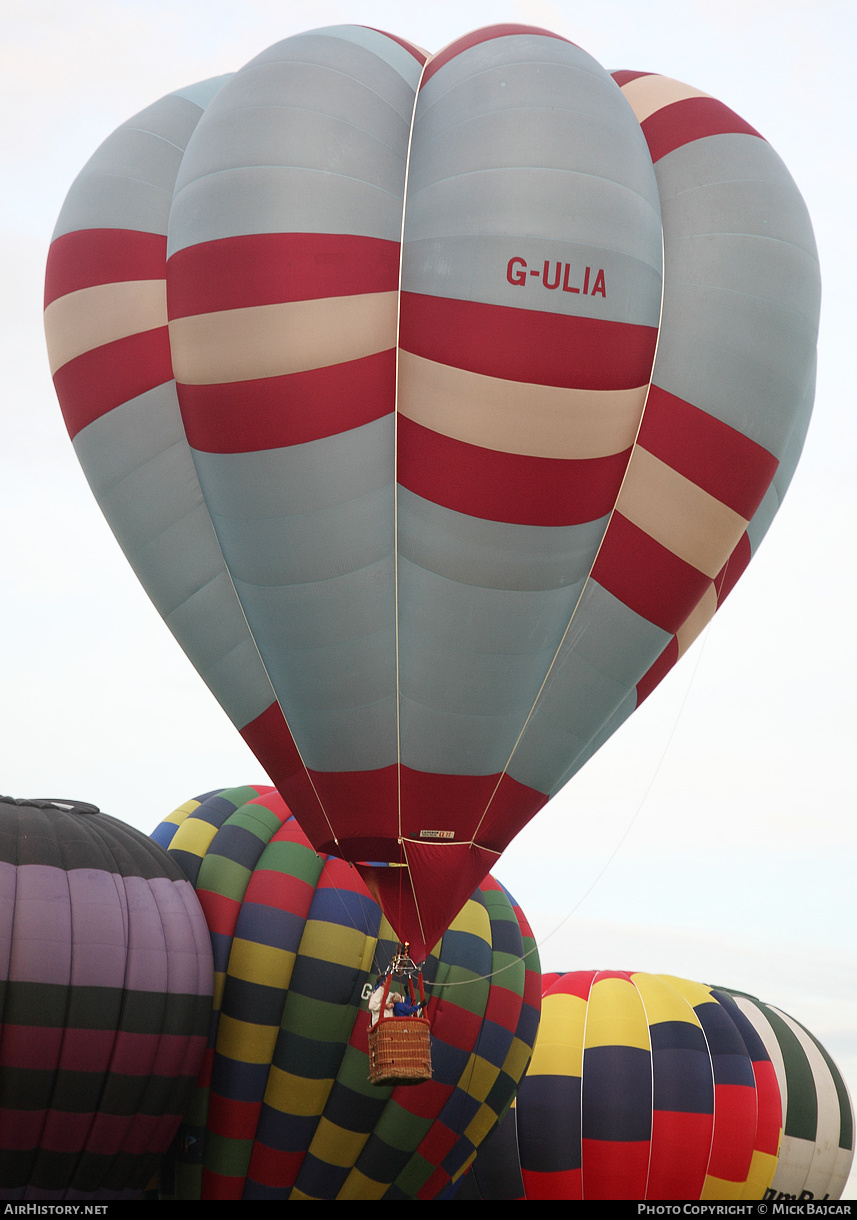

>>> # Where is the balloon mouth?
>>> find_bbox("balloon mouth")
[1,796,101,815]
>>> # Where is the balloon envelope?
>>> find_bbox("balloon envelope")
[459,970,782,1200]
[151,786,541,1199]
[717,987,855,1201]
[45,24,820,955]
[0,796,213,1200]
[459,972,854,1201]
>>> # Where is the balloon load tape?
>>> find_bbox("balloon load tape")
[368,943,432,1087]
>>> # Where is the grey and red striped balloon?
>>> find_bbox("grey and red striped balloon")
[44,24,820,958]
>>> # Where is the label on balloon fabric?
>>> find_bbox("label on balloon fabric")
[419,829,455,839]
[506,257,607,296]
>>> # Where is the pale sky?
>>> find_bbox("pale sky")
[2,0,855,1195]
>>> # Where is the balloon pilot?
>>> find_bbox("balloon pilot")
[369,943,427,1025]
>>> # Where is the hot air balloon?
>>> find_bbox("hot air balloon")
[150,786,541,1200]
[0,796,213,1200]
[457,973,854,1201]
[44,24,820,958]
[457,971,783,1199]
[718,987,855,1201]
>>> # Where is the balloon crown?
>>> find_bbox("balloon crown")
[0,795,101,814]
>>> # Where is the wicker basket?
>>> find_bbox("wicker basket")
[368,1016,432,1086]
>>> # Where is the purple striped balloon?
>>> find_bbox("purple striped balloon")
[0,797,213,1200]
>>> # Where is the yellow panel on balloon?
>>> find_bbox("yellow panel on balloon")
[168,813,219,860]
[264,1066,333,1117]
[585,976,650,1050]
[299,918,377,969]
[309,1116,370,1170]
[216,1012,278,1065]
[632,972,701,1027]
[228,936,296,989]
[337,1168,389,1201]
[528,991,586,1077]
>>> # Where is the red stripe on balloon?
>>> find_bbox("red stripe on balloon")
[715,531,752,604]
[636,636,679,705]
[707,1083,758,1180]
[200,1167,243,1200]
[635,530,752,706]
[43,1109,168,1154]
[581,1137,650,1199]
[610,70,652,89]
[751,1058,783,1156]
[178,349,395,453]
[167,232,401,319]
[397,415,631,526]
[0,1109,50,1151]
[402,840,500,959]
[399,1079,454,1123]
[592,513,711,635]
[301,763,547,958]
[239,703,330,835]
[399,292,657,391]
[639,385,778,518]
[641,96,763,163]
[246,1141,305,1191]
[422,24,573,86]
[245,867,315,914]
[54,327,173,439]
[207,1094,260,1141]
[431,1004,487,1054]
[647,1109,713,1198]
[308,763,547,854]
[38,1026,200,1076]
[195,888,242,939]
[309,764,399,854]
[33,1111,87,1154]
[414,1118,459,1174]
[546,971,597,1001]
[483,984,527,1033]
[0,1024,63,1069]
[88,1110,184,1156]
[44,228,166,306]
[521,1166,582,1200]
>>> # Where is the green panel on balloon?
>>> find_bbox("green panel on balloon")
[151,787,542,1199]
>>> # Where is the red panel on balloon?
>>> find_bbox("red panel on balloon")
[55,328,173,439]
[581,1137,650,1199]
[167,232,401,317]
[521,1166,582,1200]
[397,414,631,527]
[45,228,167,305]
[179,349,396,452]
[592,513,712,634]
[639,385,778,519]
[421,24,573,86]
[647,1109,713,1198]
[399,292,657,391]
[641,96,763,162]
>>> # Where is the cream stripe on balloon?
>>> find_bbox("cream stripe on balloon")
[397,351,647,459]
[617,446,748,578]
[675,582,718,658]
[44,280,167,374]
[618,75,712,124]
[169,292,399,385]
